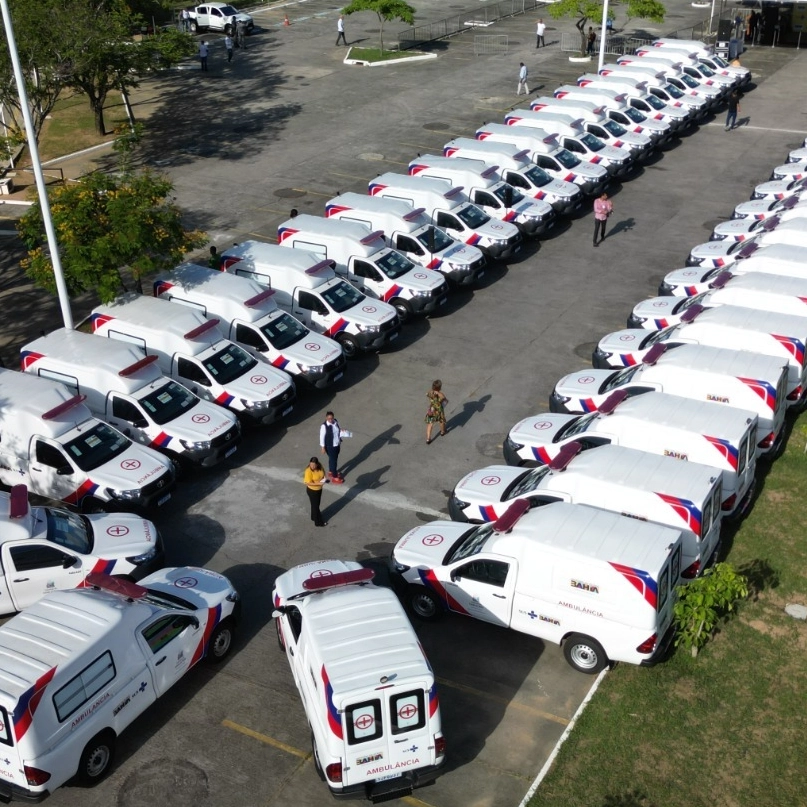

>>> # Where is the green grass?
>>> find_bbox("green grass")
[348,47,423,62]
[529,419,807,807]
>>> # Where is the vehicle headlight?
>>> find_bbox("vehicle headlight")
[752,192,764,199]
[709,232,726,241]
[659,281,675,294]
[446,261,468,272]
[505,436,523,451]
[356,323,380,334]
[551,392,571,403]
[731,212,742,219]
[242,397,272,409]
[297,363,324,374]
[451,496,470,511]
[180,438,212,451]
[494,238,510,246]
[226,590,240,604]
[126,547,157,565]
[413,288,433,297]
[594,348,612,359]
[392,559,410,574]
[107,488,141,501]
[630,315,647,325]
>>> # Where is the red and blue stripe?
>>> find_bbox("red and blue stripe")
[738,377,776,411]
[417,569,468,615]
[656,493,702,537]
[20,350,43,371]
[608,561,658,610]
[579,397,598,413]
[325,204,349,217]
[382,284,404,302]
[409,164,428,175]
[465,233,482,246]
[772,334,805,367]
[150,431,172,449]
[704,435,739,470]
[215,391,236,407]
[272,355,290,370]
[277,226,298,243]
[64,479,99,507]
[153,280,174,297]
[14,667,57,741]
[368,182,387,196]
[322,666,343,738]
[90,313,114,332]
[325,318,349,337]
[193,604,223,666]
[530,445,553,464]
[478,504,498,522]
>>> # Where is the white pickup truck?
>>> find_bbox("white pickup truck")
[186,2,253,34]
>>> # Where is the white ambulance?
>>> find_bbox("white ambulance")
[406,155,556,235]
[272,560,445,801]
[152,264,346,388]
[503,389,758,517]
[448,443,722,579]
[0,369,175,513]
[277,214,448,320]
[550,342,788,453]
[220,240,401,358]
[0,484,164,614]
[441,138,583,214]
[325,192,487,286]
[392,500,683,674]
[90,293,296,424]
[0,568,240,801]
[368,173,522,260]
[21,328,241,469]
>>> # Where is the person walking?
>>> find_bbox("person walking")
[336,14,347,46]
[517,62,529,96]
[586,27,596,56]
[320,411,345,483]
[303,457,328,527]
[198,40,209,71]
[725,89,741,131]
[593,192,613,247]
[179,8,190,32]
[235,18,247,49]
[425,380,448,444]
[536,18,546,48]
[224,33,234,62]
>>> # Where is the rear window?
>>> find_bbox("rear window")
[390,690,426,735]
[0,706,12,746]
[53,652,116,723]
[346,699,383,745]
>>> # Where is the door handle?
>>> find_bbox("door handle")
[288,648,294,657]
[492,593,506,599]
[13,578,29,583]
[155,656,167,665]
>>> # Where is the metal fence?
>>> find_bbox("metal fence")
[474,35,509,56]
[399,0,540,50]
[560,32,654,56]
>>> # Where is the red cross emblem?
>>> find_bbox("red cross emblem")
[121,459,141,470]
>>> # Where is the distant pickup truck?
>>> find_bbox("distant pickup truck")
[185,2,254,34]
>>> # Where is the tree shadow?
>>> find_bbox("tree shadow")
[737,558,780,599]
[599,790,657,807]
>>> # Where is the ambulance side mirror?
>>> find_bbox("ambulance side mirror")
[133,418,148,429]
[272,609,283,618]
[450,570,462,582]
[190,617,200,630]
[56,465,73,476]
[62,555,78,568]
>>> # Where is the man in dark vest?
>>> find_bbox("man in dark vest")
[319,411,344,483]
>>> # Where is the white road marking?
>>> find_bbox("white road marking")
[711,123,807,135]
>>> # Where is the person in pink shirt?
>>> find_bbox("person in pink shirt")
[593,192,613,247]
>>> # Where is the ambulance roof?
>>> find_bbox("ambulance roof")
[714,271,807,296]
[655,343,787,379]
[279,214,387,251]
[328,192,424,222]
[445,137,531,165]
[372,172,467,202]
[222,239,334,278]
[410,155,500,185]
[684,304,807,339]
[476,123,559,150]
[489,502,678,574]
[23,329,165,395]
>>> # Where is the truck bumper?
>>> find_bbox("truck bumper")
[483,235,522,261]
[0,780,48,803]
[328,760,444,801]
[639,622,676,667]
[409,290,449,316]
[305,355,347,389]
[183,424,242,468]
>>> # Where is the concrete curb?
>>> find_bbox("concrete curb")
[344,49,437,67]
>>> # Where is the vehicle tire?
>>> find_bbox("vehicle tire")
[563,633,608,674]
[206,618,235,663]
[392,298,412,323]
[311,733,325,781]
[81,497,107,514]
[189,20,198,32]
[337,333,360,360]
[224,23,233,35]
[77,731,116,786]
[276,619,285,652]
[408,587,443,622]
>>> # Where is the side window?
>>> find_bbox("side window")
[35,440,70,470]
[507,172,529,190]
[474,191,499,208]
[297,291,325,314]
[612,112,626,124]
[234,323,265,350]
[177,357,210,386]
[589,125,605,138]
[36,369,79,396]
[53,652,116,723]
[395,235,423,255]
[657,566,670,610]
[566,140,585,154]
[436,212,460,230]
[390,690,426,735]
[142,615,197,654]
[111,396,144,424]
[455,560,509,587]
[536,156,554,170]
[353,260,381,282]
[0,706,11,746]
[286,605,303,643]
[10,544,72,571]
[345,699,383,745]
[670,545,681,586]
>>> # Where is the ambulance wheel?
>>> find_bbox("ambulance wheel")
[311,734,326,780]
[563,634,608,674]
[206,619,234,663]
[337,334,359,359]
[276,619,286,652]
[408,587,442,622]
[392,298,412,323]
[77,731,116,785]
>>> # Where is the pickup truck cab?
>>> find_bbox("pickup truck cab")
[154,264,346,388]
[221,240,401,358]
[186,2,253,33]
[392,500,683,674]
[0,484,164,614]
[21,328,240,469]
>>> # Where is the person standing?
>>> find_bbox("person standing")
[336,14,347,46]
[536,18,546,48]
[303,457,327,527]
[236,18,247,49]
[179,8,190,32]
[517,62,529,96]
[425,380,448,444]
[224,33,234,63]
[725,89,741,131]
[320,411,345,483]
[198,40,209,71]
[586,27,596,56]
[208,245,222,269]
[593,192,613,247]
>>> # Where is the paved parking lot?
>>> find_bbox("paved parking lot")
[1,1,806,805]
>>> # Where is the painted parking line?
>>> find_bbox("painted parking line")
[402,795,440,807]
[222,718,311,759]
[436,677,570,726]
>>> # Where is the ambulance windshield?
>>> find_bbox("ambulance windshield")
[260,312,308,349]
[524,166,552,187]
[624,106,645,123]
[64,422,129,471]
[139,381,198,425]
[506,466,551,499]
[456,204,490,228]
[556,412,599,441]
[601,364,643,393]
[376,249,416,279]
[321,280,365,312]
[46,508,92,554]
[416,226,454,253]
[446,523,495,563]
[203,343,257,384]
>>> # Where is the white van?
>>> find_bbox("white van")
[220,240,401,359]
[474,123,609,195]
[325,192,487,286]
[622,53,734,93]
[277,215,448,320]
[597,66,712,116]
[91,294,296,424]
[154,264,346,388]
[407,155,556,235]
[604,62,723,108]
[550,342,788,455]
[528,97,654,155]
[21,328,241,468]
[272,560,445,800]
[503,110,633,176]
[503,389,758,517]
[0,568,240,800]
[594,306,807,411]
[0,484,164,614]
[448,444,723,579]
[441,138,584,214]
[638,44,749,85]
[0,369,175,513]
[368,172,522,260]
[392,500,683,674]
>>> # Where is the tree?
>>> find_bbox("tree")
[548,0,665,56]
[342,0,416,55]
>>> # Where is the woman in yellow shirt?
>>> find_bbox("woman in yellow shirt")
[303,457,327,527]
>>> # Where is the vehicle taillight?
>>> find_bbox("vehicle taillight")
[721,493,736,512]
[786,384,803,401]
[681,560,700,579]
[24,766,51,786]
[325,762,343,783]
[636,634,657,654]
[757,431,775,449]
[435,736,446,758]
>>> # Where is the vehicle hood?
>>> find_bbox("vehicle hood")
[88,512,160,557]
[613,130,652,148]
[217,360,292,403]
[397,265,447,292]
[631,296,690,327]
[733,199,779,220]
[276,332,343,368]
[95,443,172,492]
[629,117,669,134]
[159,401,238,443]
[597,328,657,364]
[572,160,609,180]
[394,521,473,568]
[712,219,760,240]
[342,299,398,326]
[689,240,742,266]
[142,566,234,609]
[508,414,576,449]
[512,198,554,219]
[474,218,520,241]
[273,559,363,607]
[753,180,795,200]
[590,144,631,163]
[773,161,807,180]
[663,266,720,295]
[544,177,579,197]
[433,241,484,266]
[453,465,526,505]
[554,368,622,403]
[789,147,807,163]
